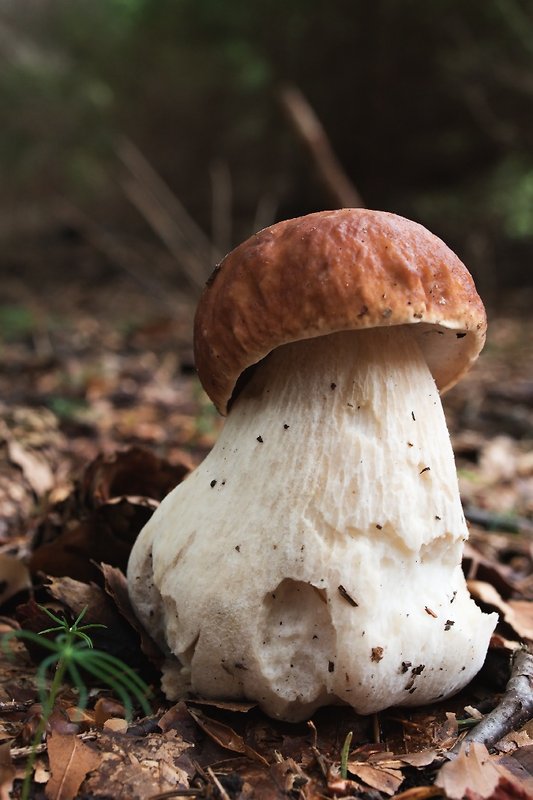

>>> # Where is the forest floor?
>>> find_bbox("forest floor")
[0,238,533,799]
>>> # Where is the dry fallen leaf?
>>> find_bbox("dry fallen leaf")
[7,439,54,496]
[65,707,95,726]
[187,707,269,766]
[30,505,153,583]
[347,760,404,795]
[327,775,364,795]
[80,731,193,800]
[506,601,533,641]
[435,742,523,800]
[463,544,518,598]
[41,574,152,671]
[496,729,533,754]
[468,580,533,640]
[2,294,532,800]
[103,718,128,733]
[496,749,533,793]
[393,788,445,800]
[33,759,51,784]
[94,697,126,727]
[47,707,84,738]
[83,448,191,507]
[0,554,32,606]
[396,709,459,753]
[479,436,520,484]
[0,742,15,800]
[45,732,101,800]
[399,749,439,767]
[30,448,190,583]
[100,562,164,667]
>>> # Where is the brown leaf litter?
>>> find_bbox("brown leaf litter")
[0,308,532,797]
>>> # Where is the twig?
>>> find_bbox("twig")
[118,138,214,258]
[0,15,62,70]
[10,731,96,760]
[117,138,216,289]
[210,159,232,259]
[148,791,202,799]
[55,201,179,312]
[494,0,533,58]
[121,176,208,293]
[279,84,365,209]
[206,767,231,800]
[0,700,33,713]
[10,743,47,760]
[372,713,381,743]
[252,190,279,235]
[452,648,533,751]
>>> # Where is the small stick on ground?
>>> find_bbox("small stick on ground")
[10,732,96,760]
[206,767,231,800]
[0,700,33,713]
[452,648,533,751]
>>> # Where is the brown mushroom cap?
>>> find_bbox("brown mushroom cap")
[194,209,486,415]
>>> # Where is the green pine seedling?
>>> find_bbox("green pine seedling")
[3,604,152,800]
[340,730,353,780]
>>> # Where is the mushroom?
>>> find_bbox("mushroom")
[127,209,497,722]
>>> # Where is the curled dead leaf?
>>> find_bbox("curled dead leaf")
[30,503,154,583]
[65,707,95,726]
[187,707,269,766]
[82,448,191,507]
[506,601,533,642]
[101,563,164,667]
[94,697,126,727]
[468,580,533,641]
[463,544,518,598]
[30,447,190,583]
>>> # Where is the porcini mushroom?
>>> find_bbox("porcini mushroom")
[127,209,497,721]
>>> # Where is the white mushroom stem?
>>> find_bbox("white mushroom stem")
[127,326,497,722]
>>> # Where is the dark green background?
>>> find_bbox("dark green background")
[1,0,532,299]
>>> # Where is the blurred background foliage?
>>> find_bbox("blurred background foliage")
[0,0,532,302]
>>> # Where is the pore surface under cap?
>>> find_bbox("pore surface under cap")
[194,209,486,414]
